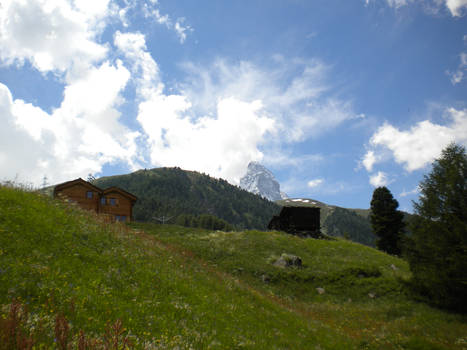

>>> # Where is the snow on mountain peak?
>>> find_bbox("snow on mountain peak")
[240,162,287,201]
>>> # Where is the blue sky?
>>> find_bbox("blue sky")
[1,0,466,211]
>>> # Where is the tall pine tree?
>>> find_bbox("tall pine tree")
[406,143,467,312]
[370,186,405,255]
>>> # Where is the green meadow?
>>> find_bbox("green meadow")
[1,185,466,349]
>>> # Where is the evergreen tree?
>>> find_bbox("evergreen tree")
[406,143,467,311]
[370,186,405,255]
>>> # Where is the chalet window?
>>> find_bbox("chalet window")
[109,198,117,206]
[101,197,106,205]
[116,215,126,222]
[86,191,93,199]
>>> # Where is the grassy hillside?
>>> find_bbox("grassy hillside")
[133,222,467,350]
[1,186,466,349]
[93,167,280,230]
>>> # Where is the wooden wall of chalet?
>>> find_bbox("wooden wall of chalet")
[99,191,133,222]
[55,183,100,213]
[268,206,320,233]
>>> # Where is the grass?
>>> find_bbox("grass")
[0,185,466,349]
[131,222,467,350]
[1,185,356,349]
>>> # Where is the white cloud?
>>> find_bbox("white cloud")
[0,59,140,186]
[366,0,467,16]
[0,84,55,185]
[111,34,357,184]
[180,58,357,143]
[174,20,191,44]
[0,0,148,186]
[137,95,274,183]
[0,0,109,74]
[143,5,193,43]
[364,108,467,173]
[0,0,354,188]
[263,152,324,168]
[370,171,390,187]
[307,178,324,188]
[387,0,413,8]
[362,150,377,172]
[137,56,357,183]
[114,31,163,98]
[400,186,420,197]
[445,0,467,16]
[447,52,467,85]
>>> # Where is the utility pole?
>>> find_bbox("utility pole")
[41,175,48,189]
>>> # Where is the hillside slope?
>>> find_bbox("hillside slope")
[0,185,352,349]
[135,221,467,349]
[94,167,280,229]
[1,186,465,349]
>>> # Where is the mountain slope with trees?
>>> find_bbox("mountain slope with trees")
[94,167,281,230]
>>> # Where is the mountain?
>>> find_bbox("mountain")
[276,198,375,246]
[240,162,287,201]
[93,167,281,230]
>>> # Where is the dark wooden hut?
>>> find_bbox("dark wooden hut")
[268,206,321,237]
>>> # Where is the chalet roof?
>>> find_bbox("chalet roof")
[53,178,103,197]
[103,186,137,202]
[53,178,137,202]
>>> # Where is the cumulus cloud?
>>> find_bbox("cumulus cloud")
[138,96,274,183]
[0,0,109,74]
[0,57,140,186]
[0,0,145,186]
[0,84,55,184]
[370,171,390,187]
[111,33,358,184]
[363,108,467,174]
[144,57,356,182]
[0,1,354,187]
[445,0,467,16]
[307,178,324,188]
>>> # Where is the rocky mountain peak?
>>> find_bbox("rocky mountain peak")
[240,162,287,201]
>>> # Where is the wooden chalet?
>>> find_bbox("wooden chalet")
[53,178,137,222]
[268,206,321,237]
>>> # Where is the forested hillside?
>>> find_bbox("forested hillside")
[324,207,375,246]
[94,167,280,229]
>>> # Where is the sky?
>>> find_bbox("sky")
[1,0,466,211]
